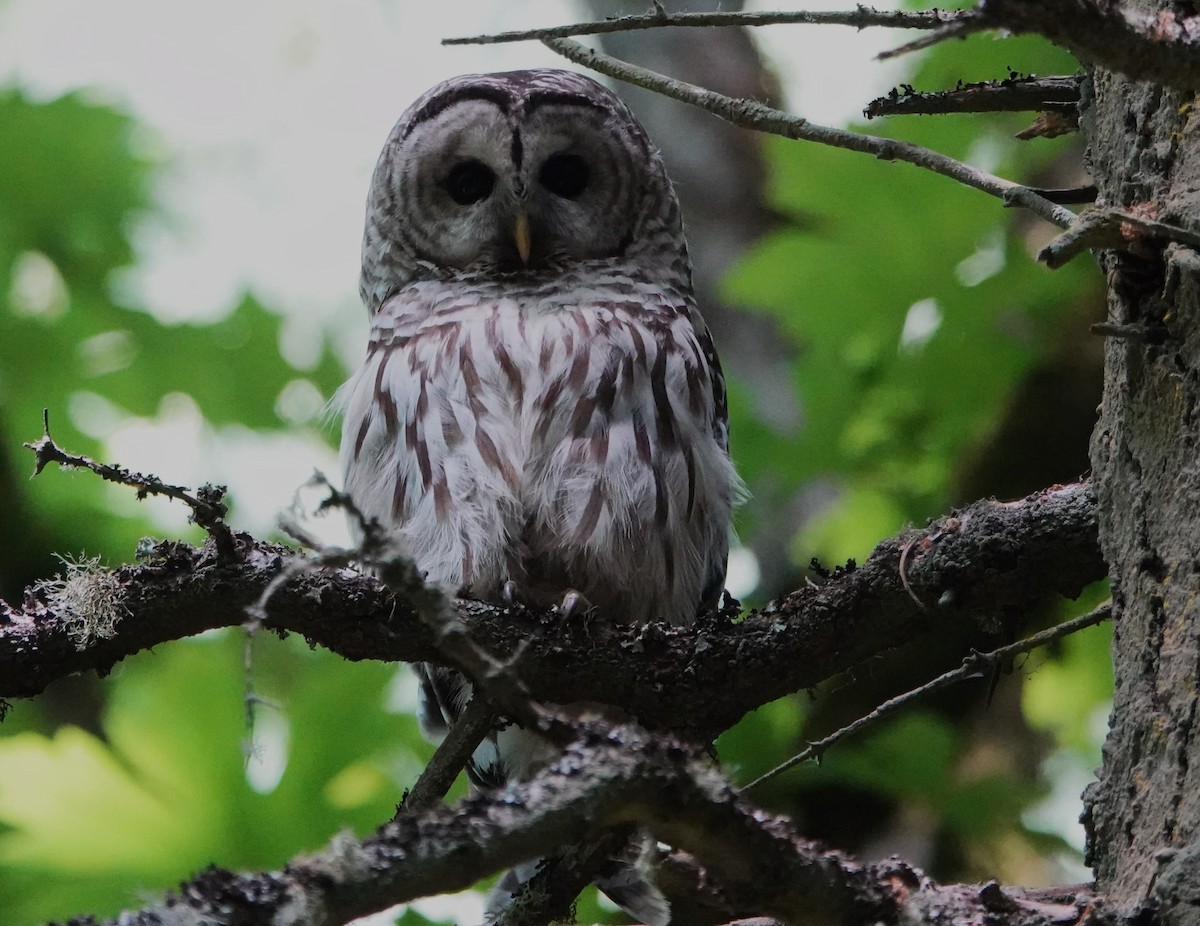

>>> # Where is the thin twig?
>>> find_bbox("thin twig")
[877,18,982,60]
[540,38,1076,229]
[24,410,237,561]
[404,696,499,810]
[1090,322,1159,342]
[740,602,1112,794]
[444,6,974,46]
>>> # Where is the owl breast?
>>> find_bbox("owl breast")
[339,269,736,627]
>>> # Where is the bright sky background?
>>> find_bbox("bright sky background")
[0,3,914,920]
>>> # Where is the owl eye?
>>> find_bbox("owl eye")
[539,153,589,199]
[443,160,496,206]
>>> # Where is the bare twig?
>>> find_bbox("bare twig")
[443,6,973,46]
[1015,111,1081,141]
[538,38,1077,229]
[740,602,1112,793]
[1090,321,1157,342]
[877,18,982,60]
[404,695,499,810]
[24,410,237,561]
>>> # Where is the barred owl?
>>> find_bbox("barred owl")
[338,69,738,920]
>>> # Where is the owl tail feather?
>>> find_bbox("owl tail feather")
[597,866,671,926]
[485,858,671,926]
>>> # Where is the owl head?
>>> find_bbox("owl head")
[360,69,686,313]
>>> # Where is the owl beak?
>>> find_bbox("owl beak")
[513,211,532,266]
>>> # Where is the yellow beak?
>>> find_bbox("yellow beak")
[513,211,532,266]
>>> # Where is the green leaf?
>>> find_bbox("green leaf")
[0,632,423,924]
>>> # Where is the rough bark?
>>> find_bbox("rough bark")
[1,486,1102,743]
[1083,6,1200,917]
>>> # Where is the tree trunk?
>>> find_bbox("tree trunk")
[1084,6,1200,918]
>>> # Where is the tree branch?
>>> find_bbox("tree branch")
[446,1,1200,93]
[24,410,237,562]
[537,37,1078,229]
[58,719,1102,926]
[864,75,1081,118]
[1,483,1106,742]
[1038,206,1200,268]
[980,0,1200,93]
[442,6,972,46]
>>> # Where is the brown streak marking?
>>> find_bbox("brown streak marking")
[591,427,609,465]
[354,415,371,459]
[459,339,487,419]
[654,466,669,530]
[538,333,555,375]
[684,446,696,518]
[411,373,432,490]
[650,343,678,451]
[461,532,474,585]
[594,360,618,421]
[413,423,431,489]
[441,397,463,448]
[570,395,596,438]
[573,482,605,546]
[476,428,519,491]
[415,370,429,421]
[686,362,705,416]
[372,350,398,432]
[627,324,649,383]
[494,340,524,407]
[535,377,565,444]
[567,347,589,394]
[433,468,450,520]
[632,408,652,464]
[392,474,407,519]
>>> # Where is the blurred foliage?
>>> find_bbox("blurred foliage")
[718,23,1109,894]
[0,634,424,924]
[726,30,1097,565]
[0,13,1113,926]
[0,89,346,597]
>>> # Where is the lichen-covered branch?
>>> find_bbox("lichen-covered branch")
[1,483,1106,741]
[58,720,1101,926]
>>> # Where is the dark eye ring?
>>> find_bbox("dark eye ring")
[443,160,495,206]
[539,153,589,199]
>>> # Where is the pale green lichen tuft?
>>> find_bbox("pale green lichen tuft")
[36,553,128,649]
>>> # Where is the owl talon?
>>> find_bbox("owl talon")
[501,579,527,606]
[557,589,591,618]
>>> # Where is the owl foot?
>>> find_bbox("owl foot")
[557,588,591,619]
[501,579,528,607]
